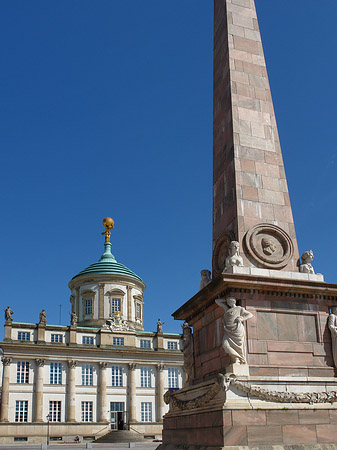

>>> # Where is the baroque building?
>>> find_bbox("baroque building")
[0,219,183,444]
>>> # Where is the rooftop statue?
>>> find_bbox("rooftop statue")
[200,270,211,290]
[101,217,114,243]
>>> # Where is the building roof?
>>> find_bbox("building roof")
[72,242,143,282]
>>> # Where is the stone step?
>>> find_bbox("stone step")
[95,430,148,443]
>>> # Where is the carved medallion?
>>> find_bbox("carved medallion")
[244,224,293,269]
[212,231,235,276]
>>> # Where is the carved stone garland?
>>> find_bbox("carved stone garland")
[164,374,337,410]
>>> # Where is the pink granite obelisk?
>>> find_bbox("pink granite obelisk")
[212,0,300,274]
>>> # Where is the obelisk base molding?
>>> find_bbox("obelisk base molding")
[158,375,337,447]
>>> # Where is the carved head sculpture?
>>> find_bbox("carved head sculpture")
[226,297,236,308]
[301,250,314,264]
[261,237,277,256]
[201,270,211,280]
[229,241,240,257]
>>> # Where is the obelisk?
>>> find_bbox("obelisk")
[212,0,300,274]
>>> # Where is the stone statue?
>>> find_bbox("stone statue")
[39,309,47,325]
[215,297,253,365]
[182,321,194,384]
[300,250,315,274]
[157,318,164,333]
[328,307,337,368]
[200,270,212,290]
[224,241,244,271]
[70,312,78,326]
[4,306,13,323]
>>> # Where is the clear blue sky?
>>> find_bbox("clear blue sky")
[0,1,336,335]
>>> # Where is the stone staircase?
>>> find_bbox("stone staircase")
[95,429,150,443]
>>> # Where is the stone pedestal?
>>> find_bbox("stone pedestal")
[159,273,337,448]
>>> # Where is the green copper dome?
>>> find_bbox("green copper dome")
[72,242,143,282]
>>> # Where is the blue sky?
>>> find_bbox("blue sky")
[0,1,336,335]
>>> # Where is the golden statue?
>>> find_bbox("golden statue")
[102,217,114,242]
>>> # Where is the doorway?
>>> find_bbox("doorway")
[110,402,126,430]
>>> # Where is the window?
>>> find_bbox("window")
[140,339,151,348]
[112,337,124,346]
[140,367,151,387]
[111,298,121,313]
[85,299,92,315]
[50,363,62,385]
[15,401,28,422]
[82,336,94,345]
[168,367,178,389]
[81,402,93,422]
[16,361,29,383]
[49,401,61,422]
[136,303,141,319]
[51,334,63,343]
[110,402,124,412]
[167,341,178,350]
[82,364,93,386]
[17,332,30,341]
[111,365,123,387]
[141,402,152,422]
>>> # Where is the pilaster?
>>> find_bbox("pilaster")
[99,283,105,320]
[128,363,137,423]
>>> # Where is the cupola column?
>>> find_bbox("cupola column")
[98,362,109,422]
[156,364,165,422]
[0,357,12,422]
[67,360,77,422]
[34,359,45,422]
[128,363,137,423]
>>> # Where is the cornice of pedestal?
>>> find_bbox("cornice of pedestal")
[173,272,337,322]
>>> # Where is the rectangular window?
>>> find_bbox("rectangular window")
[49,401,61,422]
[81,401,93,422]
[140,339,151,348]
[141,402,152,422]
[51,334,63,343]
[82,364,93,386]
[112,337,124,346]
[111,298,121,313]
[136,303,141,319]
[110,402,124,412]
[85,299,92,315]
[167,341,178,350]
[15,401,28,422]
[50,363,62,385]
[16,361,29,384]
[111,365,123,387]
[140,367,151,387]
[82,336,94,345]
[17,332,30,341]
[168,367,178,389]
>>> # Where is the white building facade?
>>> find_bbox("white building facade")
[0,229,183,444]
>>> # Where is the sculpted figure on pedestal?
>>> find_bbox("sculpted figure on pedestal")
[300,250,315,274]
[328,307,337,368]
[70,312,78,326]
[215,297,253,365]
[199,270,211,290]
[39,309,47,325]
[4,306,13,323]
[224,241,243,271]
[182,321,194,384]
[157,318,164,333]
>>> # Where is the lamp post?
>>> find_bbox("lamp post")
[46,413,51,445]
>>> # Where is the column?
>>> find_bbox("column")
[67,360,77,422]
[98,362,109,422]
[156,364,165,422]
[128,363,137,423]
[99,283,105,321]
[127,286,132,322]
[0,357,12,422]
[34,359,45,422]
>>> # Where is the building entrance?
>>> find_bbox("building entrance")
[110,402,126,430]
